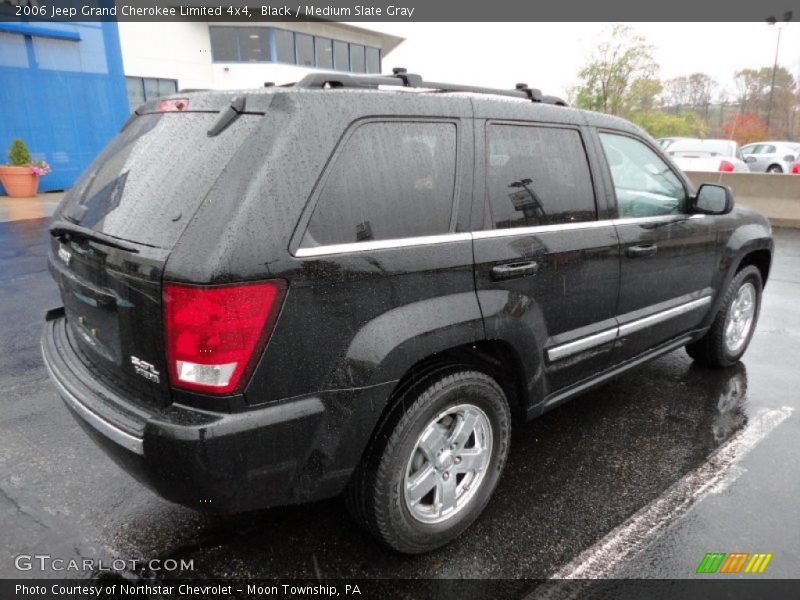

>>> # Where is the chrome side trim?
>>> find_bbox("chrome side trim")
[547,294,712,362]
[474,214,703,242]
[472,219,615,240]
[617,296,712,337]
[296,214,708,256]
[295,232,473,257]
[42,343,145,455]
[612,214,706,226]
[547,327,618,362]
[540,335,695,414]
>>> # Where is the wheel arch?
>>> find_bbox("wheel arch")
[363,339,529,454]
[703,225,772,331]
[736,248,772,286]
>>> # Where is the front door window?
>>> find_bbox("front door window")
[599,133,686,219]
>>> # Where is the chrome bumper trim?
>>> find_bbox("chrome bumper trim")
[41,340,145,455]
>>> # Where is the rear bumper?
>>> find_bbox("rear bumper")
[42,316,395,513]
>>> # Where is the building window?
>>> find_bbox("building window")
[273,28,294,63]
[349,44,366,73]
[238,28,270,62]
[295,33,314,67]
[365,47,380,74]
[315,37,333,70]
[0,32,28,68]
[125,76,178,109]
[209,26,238,61]
[208,26,381,73]
[209,26,270,62]
[126,77,145,107]
[333,40,349,70]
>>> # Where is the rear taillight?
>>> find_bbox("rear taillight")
[792,162,800,175]
[719,160,735,172]
[164,281,286,395]
[157,98,189,112]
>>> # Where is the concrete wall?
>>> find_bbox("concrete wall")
[685,171,800,228]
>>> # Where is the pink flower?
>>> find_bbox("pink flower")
[29,161,51,177]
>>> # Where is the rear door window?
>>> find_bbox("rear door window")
[485,124,596,229]
[300,121,457,248]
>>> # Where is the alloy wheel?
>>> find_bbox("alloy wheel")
[724,282,756,354]
[403,403,493,524]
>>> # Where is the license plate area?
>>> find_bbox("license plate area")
[62,278,122,365]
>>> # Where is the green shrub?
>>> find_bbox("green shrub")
[8,139,32,166]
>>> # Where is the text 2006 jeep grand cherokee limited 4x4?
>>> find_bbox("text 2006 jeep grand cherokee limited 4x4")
[42,70,772,554]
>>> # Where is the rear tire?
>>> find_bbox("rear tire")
[686,265,762,367]
[346,369,511,554]
[767,165,783,174]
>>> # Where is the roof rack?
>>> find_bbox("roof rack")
[294,68,568,106]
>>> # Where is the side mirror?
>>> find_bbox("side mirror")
[691,184,734,215]
[744,156,757,163]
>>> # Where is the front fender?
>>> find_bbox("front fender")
[704,209,772,328]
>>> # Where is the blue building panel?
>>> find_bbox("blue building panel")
[0,21,129,193]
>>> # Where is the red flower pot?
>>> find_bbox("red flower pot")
[0,166,39,198]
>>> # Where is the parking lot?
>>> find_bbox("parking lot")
[2,215,799,583]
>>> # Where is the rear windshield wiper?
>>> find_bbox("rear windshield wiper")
[49,220,140,254]
[207,95,246,137]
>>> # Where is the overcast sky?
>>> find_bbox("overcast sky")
[363,23,800,100]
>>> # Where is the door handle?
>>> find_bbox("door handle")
[626,244,658,258]
[491,261,539,281]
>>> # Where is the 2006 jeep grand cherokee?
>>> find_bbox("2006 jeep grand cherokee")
[42,70,772,554]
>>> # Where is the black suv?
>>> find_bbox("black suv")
[42,71,772,554]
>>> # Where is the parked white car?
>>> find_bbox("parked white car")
[666,139,750,173]
[656,136,692,150]
[740,141,800,174]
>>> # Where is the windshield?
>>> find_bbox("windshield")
[60,112,261,249]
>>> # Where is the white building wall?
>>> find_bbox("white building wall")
[118,22,214,90]
[118,22,401,92]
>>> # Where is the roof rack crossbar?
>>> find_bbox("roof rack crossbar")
[294,70,568,106]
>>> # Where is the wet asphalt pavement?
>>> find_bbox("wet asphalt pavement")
[1,217,799,582]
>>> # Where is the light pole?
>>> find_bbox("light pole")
[765,12,792,134]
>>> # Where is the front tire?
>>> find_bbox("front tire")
[686,265,762,367]
[346,370,511,554]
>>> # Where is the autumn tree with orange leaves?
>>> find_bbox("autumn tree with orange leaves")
[721,113,769,146]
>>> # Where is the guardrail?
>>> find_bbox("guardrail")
[685,171,800,228]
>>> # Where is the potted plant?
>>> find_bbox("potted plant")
[0,139,51,198]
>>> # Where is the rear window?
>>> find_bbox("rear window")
[62,112,261,249]
[300,121,457,248]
